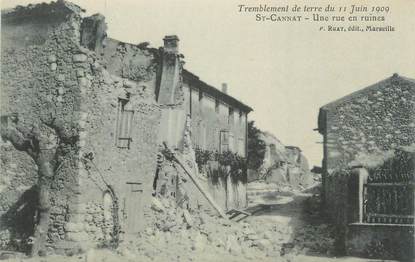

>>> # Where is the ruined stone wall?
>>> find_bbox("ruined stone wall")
[0,141,38,249]
[75,39,161,247]
[248,131,312,188]
[1,2,161,253]
[1,3,84,253]
[157,36,187,150]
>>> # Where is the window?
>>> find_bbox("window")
[241,112,246,126]
[228,133,234,152]
[238,138,245,156]
[199,124,207,150]
[219,130,229,153]
[215,99,219,113]
[228,107,234,124]
[116,99,134,149]
[199,89,203,101]
[198,89,203,109]
[233,109,238,125]
[220,130,235,153]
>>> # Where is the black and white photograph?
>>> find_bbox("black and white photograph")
[0,0,414,261]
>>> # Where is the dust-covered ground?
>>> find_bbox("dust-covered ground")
[0,182,394,262]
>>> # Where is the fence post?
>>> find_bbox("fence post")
[357,168,369,223]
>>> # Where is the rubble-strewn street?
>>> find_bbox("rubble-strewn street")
[1,182,393,262]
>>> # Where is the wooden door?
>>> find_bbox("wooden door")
[125,182,143,234]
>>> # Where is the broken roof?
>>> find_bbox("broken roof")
[1,0,84,20]
[182,69,253,113]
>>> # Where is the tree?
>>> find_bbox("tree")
[247,121,266,170]
[0,112,78,256]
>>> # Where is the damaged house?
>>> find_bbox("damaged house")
[0,0,251,256]
[247,131,313,188]
[317,74,415,260]
[155,37,252,213]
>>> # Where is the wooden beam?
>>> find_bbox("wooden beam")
[163,143,228,219]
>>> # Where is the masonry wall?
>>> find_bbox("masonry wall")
[0,141,38,250]
[75,38,161,247]
[346,224,414,260]
[184,83,247,157]
[322,76,415,174]
[182,81,248,210]
[318,76,415,255]
[1,3,83,253]
[1,3,162,254]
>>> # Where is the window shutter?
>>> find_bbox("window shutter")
[228,132,234,152]
[220,130,229,153]
[116,99,134,149]
[238,138,244,156]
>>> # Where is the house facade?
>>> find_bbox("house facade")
[154,36,252,212]
[0,0,252,255]
[181,70,252,211]
[182,70,251,157]
[317,74,415,260]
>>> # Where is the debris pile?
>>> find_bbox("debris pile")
[117,197,286,262]
[248,131,316,189]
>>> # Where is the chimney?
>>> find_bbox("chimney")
[163,35,179,53]
[221,83,228,94]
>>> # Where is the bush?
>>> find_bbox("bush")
[194,147,247,182]
[247,121,266,170]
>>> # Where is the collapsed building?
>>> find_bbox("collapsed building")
[317,74,415,260]
[247,131,313,188]
[0,0,251,255]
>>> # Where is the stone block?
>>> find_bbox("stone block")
[56,74,65,82]
[253,239,272,251]
[72,54,87,63]
[123,79,137,89]
[66,231,89,242]
[64,222,84,232]
[57,87,64,95]
[151,197,165,212]
[76,69,84,77]
[50,206,64,214]
[78,77,87,87]
[48,55,57,63]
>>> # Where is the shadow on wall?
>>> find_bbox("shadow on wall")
[0,185,38,254]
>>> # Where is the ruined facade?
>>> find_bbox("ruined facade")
[1,1,161,254]
[317,74,415,260]
[154,37,252,212]
[0,0,252,255]
[247,131,313,188]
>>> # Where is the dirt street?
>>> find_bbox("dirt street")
[1,182,394,262]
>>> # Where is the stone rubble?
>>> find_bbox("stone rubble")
[1,184,341,262]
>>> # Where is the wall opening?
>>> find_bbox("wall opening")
[102,187,119,248]
[115,98,134,149]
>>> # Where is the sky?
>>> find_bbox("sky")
[2,0,414,166]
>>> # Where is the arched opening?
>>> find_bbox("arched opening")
[102,188,119,248]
